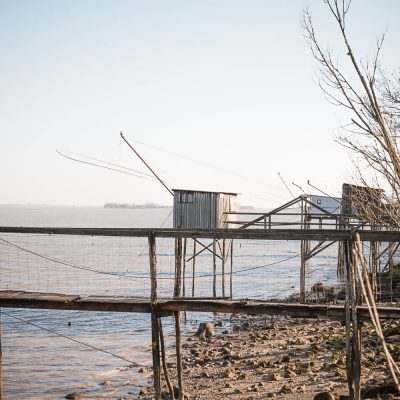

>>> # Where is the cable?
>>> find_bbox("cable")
[56,150,155,181]
[57,150,156,179]
[195,252,301,278]
[124,136,285,191]
[3,311,146,367]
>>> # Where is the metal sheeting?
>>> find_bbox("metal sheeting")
[309,195,341,215]
[173,190,239,229]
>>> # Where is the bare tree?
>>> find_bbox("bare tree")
[303,0,400,227]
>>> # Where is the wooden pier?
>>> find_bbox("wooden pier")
[1,290,400,321]
[1,225,400,399]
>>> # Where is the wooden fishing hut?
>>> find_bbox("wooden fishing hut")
[172,189,239,299]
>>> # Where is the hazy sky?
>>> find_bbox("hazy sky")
[1,0,399,207]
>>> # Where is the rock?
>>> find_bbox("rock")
[100,380,112,386]
[224,366,235,378]
[195,322,215,338]
[173,385,189,400]
[313,392,337,400]
[201,371,210,378]
[279,384,292,393]
[65,393,84,400]
[139,388,149,396]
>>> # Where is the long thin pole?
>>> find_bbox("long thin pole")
[230,240,233,299]
[120,132,174,196]
[158,318,175,400]
[192,239,196,297]
[213,240,217,298]
[148,233,161,400]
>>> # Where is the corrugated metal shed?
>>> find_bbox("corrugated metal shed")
[173,189,239,229]
[309,195,341,215]
[342,183,383,217]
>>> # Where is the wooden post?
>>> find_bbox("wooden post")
[221,239,226,298]
[230,240,233,299]
[370,240,378,299]
[174,237,184,399]
[174,237,183,298]
[213,239,217,298]
[389,242,394,302]
[158,317,175,400]
[344,240,353,398]
[300,240,306,302]
[192,239,196,297]
[0,308,2,400]
[350,242,361,400]
[182,238,187,298]
[182,238,187,323]
[175,311,184,400]
[149,233,161,400]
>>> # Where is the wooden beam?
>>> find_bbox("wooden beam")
[1,292,400,321]
[1,226,400,242]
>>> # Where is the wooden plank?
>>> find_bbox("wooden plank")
[1,225,400,242]
[0,292,399,321]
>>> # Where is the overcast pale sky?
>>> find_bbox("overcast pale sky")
[1,0,399,207]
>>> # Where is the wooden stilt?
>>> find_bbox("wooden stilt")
[182,238,187,298]
[300,240,306,302]
[370,240,378,299]
[175,311,184,400]
[221,239,226,298]
[389,242,394,302]
[149,233,161,400]
[182,238,187,323]
[0,308,2,400]
[230,240,233,299]
[158,317,175,400]
[192,239,196,297]
[174,238,183,299]
[350,243,361,400]
[213,239,217,298]
[344,241,353,398]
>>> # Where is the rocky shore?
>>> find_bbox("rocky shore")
[138,314,400,400]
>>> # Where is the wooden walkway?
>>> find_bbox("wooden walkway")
[1,291,400,321]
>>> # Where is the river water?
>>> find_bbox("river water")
[0,205,340,399]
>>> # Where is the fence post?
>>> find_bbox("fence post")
[174,237,185,399]
[149,232,161,400]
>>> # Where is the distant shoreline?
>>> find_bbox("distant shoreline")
[104,203,170,209]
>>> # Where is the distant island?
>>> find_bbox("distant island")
[104,203,171,209]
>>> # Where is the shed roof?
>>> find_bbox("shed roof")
[172,188,238,196]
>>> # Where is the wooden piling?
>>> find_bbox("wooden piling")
[158,317,175,400]
[300,239,306,302]
[175,311,184,400]
[174,237,184,399]
[230,240,233,299]
[0,308,2,400]
[389,242,394,302]
[182,238,187,298]
[213,239,217,298]
[174,238,183,298]
[222,239,226,298]
[344,240,353,397]
[148,233,161,400]
[192,239,196,297]
[350,243,361,400]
